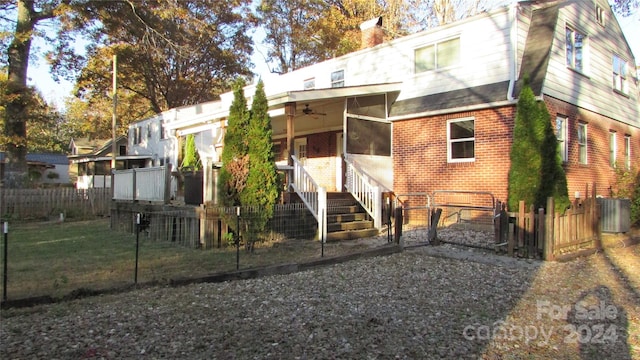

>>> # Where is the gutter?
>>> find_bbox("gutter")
[507,1,517,102]
[387,99,518,122]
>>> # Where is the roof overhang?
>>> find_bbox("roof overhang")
[71,155,152,164]
[267,82,403,108]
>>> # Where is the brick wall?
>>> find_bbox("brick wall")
[544,95,640,198]
[393,99,640,211]
[393,106,516,205]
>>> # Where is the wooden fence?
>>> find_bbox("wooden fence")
[494,187,600,260]
[0,187,112,221]
[110,202,317,249]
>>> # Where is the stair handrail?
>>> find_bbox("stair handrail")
[344,157,382,229]
[290,155,326,241]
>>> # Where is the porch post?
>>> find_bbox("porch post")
[202,157,213,204]
[285,102,296,166]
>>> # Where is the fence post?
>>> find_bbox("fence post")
[373,186,381,229]
[394,206,403,245]
[544,197,555,261]
[3,221,8,302]
[132,169,138,201]
[318,187,327,243]
[164,165,172,204]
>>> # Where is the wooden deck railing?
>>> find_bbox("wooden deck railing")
[290,155,326,241]
[344,157,382,229]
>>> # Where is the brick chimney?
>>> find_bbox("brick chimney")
[360,17,383,49]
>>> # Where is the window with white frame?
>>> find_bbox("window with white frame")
[555,115,568,163]
[595,4,605,26]
[613,55,629,94]
[415,37,460,73]
[160,121,166,139]
[609,131,617,166]
[624,135,631,170]
[331,70,344,88]
[566,26,586,72]
[147,124,152,139]
[447,118,475,162]
[303,78,315,90]
[132,127,142,145]
[577,123,588,164]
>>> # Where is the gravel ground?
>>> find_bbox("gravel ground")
[1,228,638,359]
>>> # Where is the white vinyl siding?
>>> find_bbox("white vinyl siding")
[543,1,639,128]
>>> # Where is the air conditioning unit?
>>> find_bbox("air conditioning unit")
[598,198,631,233]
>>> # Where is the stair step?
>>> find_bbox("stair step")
[327,205,361,215]
[326,228,380,242]
[327,199,358,207]
[327,220,373,232]
[327,213,367,223]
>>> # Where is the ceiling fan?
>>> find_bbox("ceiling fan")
[301,104,326,116]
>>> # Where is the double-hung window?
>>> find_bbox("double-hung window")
[555,116,568,163]
[609,131,617,167]
[566,27,586,72]
[624,135,631,170]
[331,70,344,88]
[415,37,460,73]
[303,78,315,90]
[447,118,475,162]
[612,55,629,94]
[577,123,588,164]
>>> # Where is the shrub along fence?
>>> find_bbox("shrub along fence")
[111,201,317,249]
[0,188,111,221]
[494,186,600,261]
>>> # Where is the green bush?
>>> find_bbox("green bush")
[612,166,640,226]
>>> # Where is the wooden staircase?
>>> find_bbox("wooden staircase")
[326,192,379,242]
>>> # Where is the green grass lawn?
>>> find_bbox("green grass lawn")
[0,218,372,301]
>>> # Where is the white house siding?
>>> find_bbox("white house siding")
[265,6,514,104]
[515,4,533,77]
[543,0,640,127]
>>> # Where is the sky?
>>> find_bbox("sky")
[26,4,640,111]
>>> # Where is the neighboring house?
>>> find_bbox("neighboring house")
[69,136,152,189]
[0,152,71,185]
[129,0,639,216]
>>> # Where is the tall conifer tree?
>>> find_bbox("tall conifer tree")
[508,82,569,212]
[218,78,250,206]
[242,80,281,246]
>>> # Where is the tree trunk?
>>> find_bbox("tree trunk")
[3,0,35,188]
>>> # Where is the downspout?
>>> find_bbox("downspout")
[507,1,518,102]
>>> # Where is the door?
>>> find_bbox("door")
[294,137,307,165]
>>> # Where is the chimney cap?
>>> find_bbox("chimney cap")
[360,16,382,31]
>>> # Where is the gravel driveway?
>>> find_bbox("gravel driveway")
[1,229,638,359]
